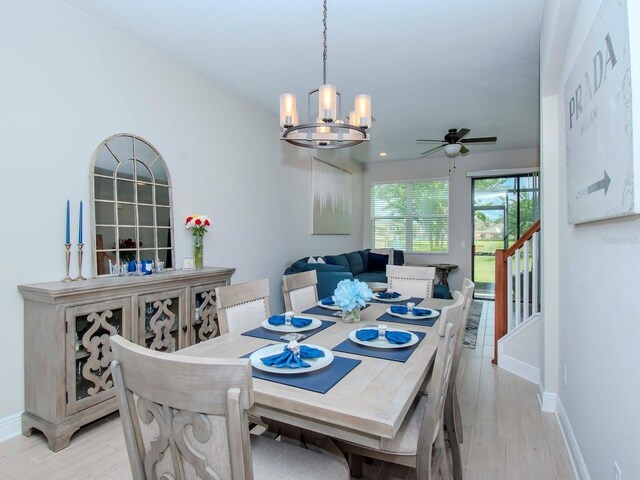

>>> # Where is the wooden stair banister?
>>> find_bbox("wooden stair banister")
[493,220,540,365]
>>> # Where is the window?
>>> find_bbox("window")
[370,179,449,253]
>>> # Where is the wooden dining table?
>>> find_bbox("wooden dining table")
[177,297,455,449]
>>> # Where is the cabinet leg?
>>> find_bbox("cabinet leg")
[46,428,77,452]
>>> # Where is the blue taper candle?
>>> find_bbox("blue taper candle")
[78,200,83,244]
[65,200,70,244]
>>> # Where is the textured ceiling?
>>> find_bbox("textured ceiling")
[66,0,544,163]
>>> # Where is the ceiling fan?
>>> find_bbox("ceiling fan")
[417,128,497,156]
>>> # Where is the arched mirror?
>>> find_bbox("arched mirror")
[90,133,175,276]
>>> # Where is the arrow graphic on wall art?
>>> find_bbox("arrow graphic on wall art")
[576,170,611,199]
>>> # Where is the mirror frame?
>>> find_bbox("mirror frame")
[89,133,176,277]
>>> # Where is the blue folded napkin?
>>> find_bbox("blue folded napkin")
[390,306,431,316]
[376,291,401,299]
[320,297,335,305]
[355,329,412,345]
[268,315,313,328]
[260,345,325,368]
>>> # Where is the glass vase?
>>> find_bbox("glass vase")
[193,233,204,268]
[341,306,362,323]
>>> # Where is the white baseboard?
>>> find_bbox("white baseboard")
[498,354,541,385]
[0,412,22,443]
[537,383,558,413]
[556,398,590,480]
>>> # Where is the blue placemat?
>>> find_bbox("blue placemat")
[241,320,335,342]
[376,310,440,327]
[369,296,424,306]
[302,303,370,317]
[332,331,426,363]
[242,346,361,394]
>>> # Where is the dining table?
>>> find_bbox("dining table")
[177,296,455,449]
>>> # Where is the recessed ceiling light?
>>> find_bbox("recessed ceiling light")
[379,152,388,157]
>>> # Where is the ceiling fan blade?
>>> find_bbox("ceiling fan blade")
[456,128,471,140]
[460,136,497,143]
[460,145,470,154]
[421,144,446,156]
[416,139,445,143]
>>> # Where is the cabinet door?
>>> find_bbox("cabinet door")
[138,289,186,352]
[66,298,131,415]
[190,283,225,345]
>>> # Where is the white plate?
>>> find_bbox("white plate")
[349,328,419,349]
[260,316,322,332]
[373,293,410,303]
[250,344,334,374]
[316,300,341,310]
[386,307,440,320]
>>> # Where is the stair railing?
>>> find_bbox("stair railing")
[493,220,541,365]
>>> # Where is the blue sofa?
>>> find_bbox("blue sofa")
[284,249,404,299]
[284,248,452,299]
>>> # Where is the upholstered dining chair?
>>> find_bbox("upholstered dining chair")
[386,265,437,299]
[335,310,462,480]
[215,279,270,335]
[110,335,350,480]
[282,270,318,311]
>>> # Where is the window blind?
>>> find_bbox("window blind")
[370,179,449,253]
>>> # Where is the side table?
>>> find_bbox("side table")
[428,263,458,286]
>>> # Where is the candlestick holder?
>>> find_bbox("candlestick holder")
[62,243,73,282]
[75,243,86,281]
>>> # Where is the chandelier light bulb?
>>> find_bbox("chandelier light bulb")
[279,93,297,127]
[318,84,337,122]
[354,94,371,128]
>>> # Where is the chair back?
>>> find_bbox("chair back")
[110,335,254,480]
[436,290,465,337]
[386,265,436,299]
[454,278,476,376]
[215,279,270,335]
[416,318,459,478]
[282,271,318,311]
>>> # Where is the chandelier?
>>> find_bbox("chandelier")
[279,0,372,149]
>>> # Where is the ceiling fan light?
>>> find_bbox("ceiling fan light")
[279,93,297,127]
[444,143,462,155]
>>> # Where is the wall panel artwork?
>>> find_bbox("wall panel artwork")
[312,158,352,234]
[565,0,636,224]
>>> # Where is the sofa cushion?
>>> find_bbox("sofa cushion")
[345,251,364,275]
[367,252,389,272]
[299,262,347,273]
[358,249,370,271]
[324,254,350,272]
[354,271,387,283]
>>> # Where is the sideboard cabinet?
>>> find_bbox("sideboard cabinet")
[18,266,235,451]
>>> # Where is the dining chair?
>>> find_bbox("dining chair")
[110,335,350,480]
[386,265,436,299]
[447,279,475,463]
[335,317,461,480]
[282,270,318,311]
[215,279,271,335]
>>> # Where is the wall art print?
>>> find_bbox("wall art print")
[311,158,352,234]
[565,0,636,224]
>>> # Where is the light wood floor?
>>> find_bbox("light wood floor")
[0,301,574,480]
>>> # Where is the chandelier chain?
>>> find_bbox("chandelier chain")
[322,0,327,84]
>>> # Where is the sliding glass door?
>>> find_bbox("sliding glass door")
[472,173,539,300]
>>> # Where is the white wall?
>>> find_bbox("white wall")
[0,1,363,425]
[363,148,539,291]
[541,0,640,477]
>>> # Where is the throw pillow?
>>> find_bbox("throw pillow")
[324,254,351,272]
[307,257,317,264]
[367,252,389,272]
[345,251,364,275]
[317,257,326,264]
